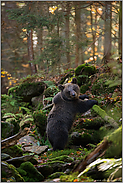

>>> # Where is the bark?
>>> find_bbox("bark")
[92,105,118,128]
[1,128,30,149]
[73,126,121,173]
[65,2,71,68]
[73,138,111,173]
[27,29,37,75]
[104,1,112,63]
[74,2,81,67]
[118,1,122,55]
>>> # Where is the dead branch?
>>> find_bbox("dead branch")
[42,103,53,110]
[72,138,111,173]
[1,128,30,149]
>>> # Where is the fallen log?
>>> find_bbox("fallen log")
[1,128,30,149]
[72,138,111,173]
[72,126,122,173]
[92,105,118,128]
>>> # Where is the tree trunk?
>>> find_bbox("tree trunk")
[104,1,112,64]
[74,2,81,67]
[27,29,37,75]
[65,2,71,68]
[118,1,122,55]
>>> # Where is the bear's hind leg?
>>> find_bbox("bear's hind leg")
[53,132,68,151]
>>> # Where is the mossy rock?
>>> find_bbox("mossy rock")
[8,81,45,103]
[2,145,23,158]
[105,126,122,158]
[1,121,14,139]
[1,161,24,182]
[79,158,122,181]
[19,161,44,182]
[33,110,47,136]
[41,161,65,173]
[75,117,105,130]
[37,164,53,177]
[48,155,74,163]
[75,63,97,86]
[69,129,100,147]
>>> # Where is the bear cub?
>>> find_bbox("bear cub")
[46,78,98,151]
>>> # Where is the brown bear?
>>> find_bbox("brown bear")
[46,78,98,151]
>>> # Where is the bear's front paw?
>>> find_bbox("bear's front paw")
[94,100,98,105]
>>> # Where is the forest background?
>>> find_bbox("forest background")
[1,1,122,93]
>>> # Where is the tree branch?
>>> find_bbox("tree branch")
[1,128,30,149]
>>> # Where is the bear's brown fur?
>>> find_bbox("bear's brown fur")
[46,78,98,150]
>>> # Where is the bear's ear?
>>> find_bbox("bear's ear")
[71,78,77,84]
[58,84,65,91]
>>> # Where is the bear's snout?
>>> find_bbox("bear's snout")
[70,91,77,98]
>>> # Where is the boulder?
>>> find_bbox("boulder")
[18,161,44,182]
[8,81,45,103]
[1,121,14,139]
[1,161,24,182]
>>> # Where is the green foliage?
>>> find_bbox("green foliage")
[91,73,117,95]
[1,94,20,116]
[36,34,65,67]
[60,172,94,182]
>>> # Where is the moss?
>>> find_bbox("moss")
[17,168,27,176]
[105,126,122,158]
[80,83,90,93]
[60,172,94,182]
[33,110,47,136]
[2,161,24,182]
[2,145,23,157]
[48,172,65,179]
[8,81,45,103]
[75,64,97,86]
[19,161,44,181]
[48,155,74,163]
[47,160,65,165]
[92,105,118,128]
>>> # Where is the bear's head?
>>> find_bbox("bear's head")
[58,78,80,101]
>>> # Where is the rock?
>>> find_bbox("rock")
[2,145,23,158]
[1,121,14,139]
[1,161,24,182]
[75,63,97,86]
[37,164,53,177]
[18,161,44,181]
[31,95,43,109]
[17,134,39,146]
[1,153,11,161]
[23,145,49,155]
[33,110,47,136]
[6,155,38,167]
[8,81,45,103]
[78,158,122,182]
